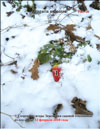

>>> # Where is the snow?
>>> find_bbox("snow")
[1,1,100,128]
[91,16,100,36]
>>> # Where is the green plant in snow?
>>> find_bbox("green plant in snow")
[77,41,90,47]
[13,0,22,12]
[37,40,74,65]
[37,40,94,65]
[23,0,35,13]
[12,0,36,17]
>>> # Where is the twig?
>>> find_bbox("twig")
[55,13,64,24]
[59,10,77,23]
[0,112,24,128]
[0,60,17,66]
[56,4,78,24]
[56,1,74,10]
[1,24,29,33]
[3,48,15,60]
[1,48,17,66]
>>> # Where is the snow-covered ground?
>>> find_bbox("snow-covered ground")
[1,1,100,128]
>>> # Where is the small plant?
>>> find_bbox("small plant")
[37,40,74,65]
[77,41,90,47]
[12,0,22,12]
[11,0,36,18]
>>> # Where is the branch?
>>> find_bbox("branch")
[0,112,24,128]
[57,4,78,23]
[1,24,28,33]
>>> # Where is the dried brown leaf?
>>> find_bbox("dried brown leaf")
[6,11,14,17]
[47,24,62,33]
[67,41,76,53]
[65,24,84,42]
[90,1,100,10]
[87,25,92,30]
[95,35,100,39]
[10,69,17,74]
[96,44,100,50]
[53,104,63,118]
[22,67,25,73]
[8,61,17,66]
[25,115,34,122]
[47,24,84,42]
[77,0,87,11]
[29,59,40,80]
[72,97,93,116]
[65,24,76,31]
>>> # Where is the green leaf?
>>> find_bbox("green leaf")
[87,55,92,62]
[23,5,33,12]
[38,53,51,64]
[65,53,73,59]
[16,6,22,12]
[13,1,18,6]
[98,61,100,64]
[78,41,90,47]
[2,2,6,7]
